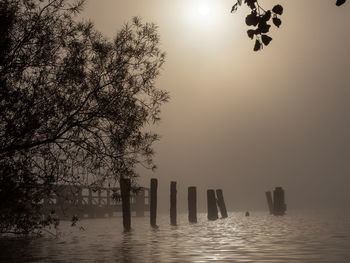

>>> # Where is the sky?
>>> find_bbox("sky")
[81,0,350,213]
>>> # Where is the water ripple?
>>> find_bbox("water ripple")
[1,211,350,263]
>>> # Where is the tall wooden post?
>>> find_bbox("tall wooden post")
[207,189,218,220]
[170,181,177,226]
[265,191,273,214]
[120,178,131,231]
[188,186,197,223]
[216,189,228,218]
[150,178,158,228]
[273,187,286,216]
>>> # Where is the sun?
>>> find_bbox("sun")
[181,1,226,33]
[197,4,210,16]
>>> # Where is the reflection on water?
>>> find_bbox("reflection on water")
[1,211,350,262]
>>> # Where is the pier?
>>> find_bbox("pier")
[42,185,150,219]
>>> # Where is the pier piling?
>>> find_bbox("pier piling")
[150,178,158,228]
[120,178,131,231]
[170,181,177,226]
[188,186,197,223]
[265,191,273,214]
[273,187,286,216]
[216,189,228,218]
[207,189,218,221]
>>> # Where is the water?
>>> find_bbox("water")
[1,211,350,263]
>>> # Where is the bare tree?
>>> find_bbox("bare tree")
[0,0,169,234]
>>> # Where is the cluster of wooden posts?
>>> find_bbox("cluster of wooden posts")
[120,178,229,231]
[120,178,288,231]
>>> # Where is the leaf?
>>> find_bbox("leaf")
[272,4,283,15]
[245,0,257,10]
[231,3,238,13]
[238,0,242,6]
[247,29,255,39]
[273,17,282,28]
[253,39,261,51]
[261,35,272,46]
[258,21,271,33]
[262,10,271,22]
[245,12,259,26]
[336,0,346,6]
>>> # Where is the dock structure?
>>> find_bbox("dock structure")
[42,184,150,219]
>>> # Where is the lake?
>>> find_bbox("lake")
[1,211,350,262]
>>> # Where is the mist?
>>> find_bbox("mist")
[80,0,350,213]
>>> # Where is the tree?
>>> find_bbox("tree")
[0,0,169,234]
[231,0,347,51]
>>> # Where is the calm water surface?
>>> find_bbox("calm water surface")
[1,211,350,262]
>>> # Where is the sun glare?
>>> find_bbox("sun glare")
[180,0,234,38]
[198,4,210,16]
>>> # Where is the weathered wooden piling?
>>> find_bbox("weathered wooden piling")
[170,181,177,226]
[265,191,273,214]
[188,186,197,223]
[207,189,218,220]
[120,178,131,231]
[273,187,286,216]
[150,178,158,228]
[216,189,228,218]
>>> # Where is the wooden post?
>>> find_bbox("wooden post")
[273,187,286,216]
[216,189,228,218]
[170,181,177,226]
[207,189,218,220]
[265,191,273,214]
[135,188,145,217]
[150,178,158,228]
[120,178,131,231]
[188,186,197,223]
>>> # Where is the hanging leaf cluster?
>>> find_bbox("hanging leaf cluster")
[232,0,347,52]
[231,0,283,51]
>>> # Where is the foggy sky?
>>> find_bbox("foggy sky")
[82,0,350,213]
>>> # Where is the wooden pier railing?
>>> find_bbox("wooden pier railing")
[42,185,150,219]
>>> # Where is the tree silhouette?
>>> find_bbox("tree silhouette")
[231,0,347,51]
[0,0,169,234]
